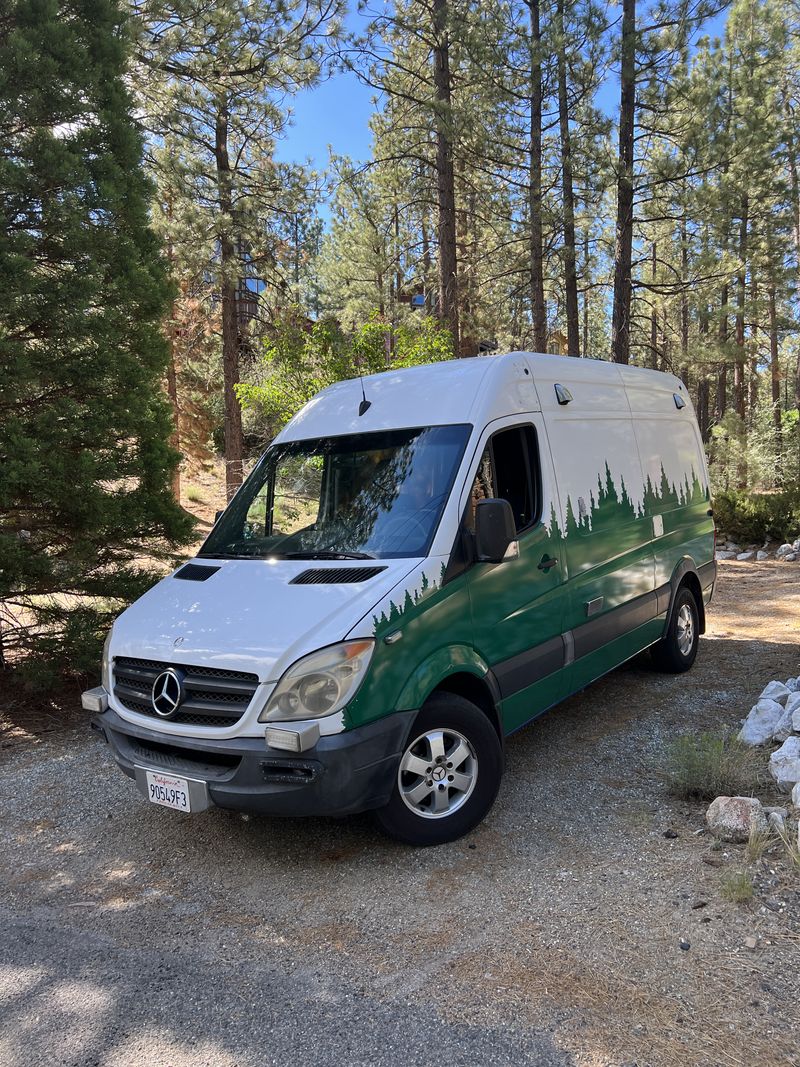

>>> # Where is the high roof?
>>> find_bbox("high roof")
[276,351,687,443]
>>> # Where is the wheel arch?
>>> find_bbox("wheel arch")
[667,558,706,634]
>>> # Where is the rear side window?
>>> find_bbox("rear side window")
[465,425,540,533]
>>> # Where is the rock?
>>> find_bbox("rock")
[716,550,736,560]
[768,811,786,834]
[738,699,786,745]
[792,782,800,809]
[679,938,690,951]
[663,829,678,839]
[793,538,800,553]
[785,553,797,562]
[776,543,794,559]
[764,805,788,817]
[773,707,794,742]
[705,796,768,842]
[736,551,755,561]
[760,680,791,705]
[788,693,800,732]
[786,678,799,693]
[744,936,758,950]
[756,550,769,561]
[769,736,800,792]
[726,542,741,553]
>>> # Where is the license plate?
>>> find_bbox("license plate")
[144,770,191,812]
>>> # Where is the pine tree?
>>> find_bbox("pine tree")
[0,0,193,680]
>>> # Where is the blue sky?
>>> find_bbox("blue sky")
[275,7,730,174]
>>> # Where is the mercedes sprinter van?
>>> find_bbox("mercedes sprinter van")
[84,352,716,845]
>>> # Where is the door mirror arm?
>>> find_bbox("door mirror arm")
[474,498,518,564]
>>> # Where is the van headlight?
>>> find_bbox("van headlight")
[259,640,375,723]
[101,629,113,692]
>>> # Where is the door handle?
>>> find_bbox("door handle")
[538,555,559,571]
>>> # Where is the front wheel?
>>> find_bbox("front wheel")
[375,693,503,846]
[651,585,700,673]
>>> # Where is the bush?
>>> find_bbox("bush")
[713,489,800,544]
[664,730,765,801]
[720,869,754,904]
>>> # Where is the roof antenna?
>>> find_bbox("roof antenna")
[357,369,371,416]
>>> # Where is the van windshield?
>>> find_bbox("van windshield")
[199,424,471,561]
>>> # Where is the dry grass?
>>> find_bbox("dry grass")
[720,868,754,903]
[744,821,772,863]
[663,729,765,801]
[185,484,206,504]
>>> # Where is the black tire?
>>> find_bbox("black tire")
[374,693,503,846]
[651,585,700,673]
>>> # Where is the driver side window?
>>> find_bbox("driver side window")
[465,425,540,533]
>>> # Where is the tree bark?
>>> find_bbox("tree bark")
[734,195,748,423]
[716,283,728,421]
[785,109,800,409]
[215,100,244,502]
[432,0,460,349]
[555,0,579,356]
[769,281,781,475]
[649,241,658,369]
[527,0,547,352]
[611,0,635,364]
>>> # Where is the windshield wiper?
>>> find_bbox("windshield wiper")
[282,550,376,560]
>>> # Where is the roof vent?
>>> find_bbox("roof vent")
[673,393,686,410]
[290,566,387,585]
[554,383,573,406]
[174,564,220,582]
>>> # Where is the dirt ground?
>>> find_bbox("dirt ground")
[1,561,799,1067]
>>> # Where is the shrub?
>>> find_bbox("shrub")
[713,489,800,544]
[664,730,764,801]
[185,485,206,504]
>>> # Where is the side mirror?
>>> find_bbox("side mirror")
[214,509,224,524]
[474,498,517,563]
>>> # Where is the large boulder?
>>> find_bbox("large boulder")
[773,707,794,743]
[716,550,736,561]
[738,699,786,746]
[706,796,768,843]
[759,680,791,705]
[788,692,800,732]
[792,781,800,809]
[736,551,754,561]
[769,737,800,792]
[776,543,794,559]
[786,678,799,693]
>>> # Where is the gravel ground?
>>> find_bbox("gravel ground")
[1,561,799,1067]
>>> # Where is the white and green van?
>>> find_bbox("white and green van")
[84,352,716,845]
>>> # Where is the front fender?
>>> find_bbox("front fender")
[396,644,494,712]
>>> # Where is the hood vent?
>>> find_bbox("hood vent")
[290,566,387,585]
[174,563,220,582]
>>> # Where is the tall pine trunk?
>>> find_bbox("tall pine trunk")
[611,0,635,364]
[527,0,547,352]
[556,0,579,356]
[769,281,781,476]
[215,100,244,502]
[432,0,460,349]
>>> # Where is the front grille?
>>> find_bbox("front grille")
[113,657,259,728]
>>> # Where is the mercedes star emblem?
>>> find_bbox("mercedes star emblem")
[151,668,184,718]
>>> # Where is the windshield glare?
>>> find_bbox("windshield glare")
[199,424,471,561]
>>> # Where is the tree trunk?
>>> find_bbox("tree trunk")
[697,378,710,443]
[769,281,781,476]
[582,230,589,356]
[785,113,800,410]
[555,0,579,356]
[649,241,658,369]
[527,0,547,352]
[432,0,460,349]
[733,196,748,423]
[215,100,244,502]
[611,0,635,364]
[680,216,689,383]
[166,302,181,502]
[716,283,728,421]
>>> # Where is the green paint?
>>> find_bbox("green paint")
[344,456,713,738]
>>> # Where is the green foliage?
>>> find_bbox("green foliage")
[236,308,454,437]
[713,489,800,543]
[664,731,765,801]
[0,0,194,684]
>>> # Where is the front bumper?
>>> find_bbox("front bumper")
[91,707,415,818]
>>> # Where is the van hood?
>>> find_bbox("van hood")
[110,556,420,682]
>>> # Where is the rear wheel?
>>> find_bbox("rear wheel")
[651,585,700,673]
[375,693,503,846]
